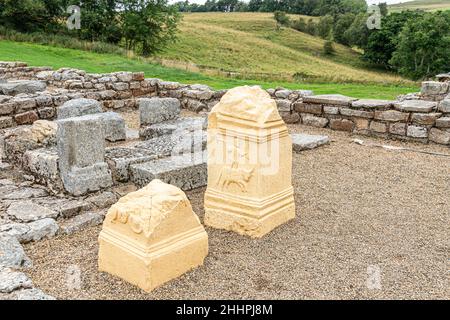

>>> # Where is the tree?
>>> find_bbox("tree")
[343,12,369,48]
[305,18,317,36]
[292,17,307,32]
[363,11,425,68]
[0,0,63,32]
[323,39,335,55]
[333,13,355,45]
[317,15,334,39]
[121,0,180,56]
[390,11,450,79]
[273,10,290,29]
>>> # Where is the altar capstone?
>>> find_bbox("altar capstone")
[98,179,208,292]
[204,86,296,238]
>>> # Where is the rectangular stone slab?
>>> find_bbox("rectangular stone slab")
[394,100,437,113]
[130,151,207,190]
[292,133,329,152]
[302,94,357,106]
[139,116,207,140]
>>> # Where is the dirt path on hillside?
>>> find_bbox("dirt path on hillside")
[24,125,450,299]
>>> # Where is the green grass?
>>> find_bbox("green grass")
[389,0,450,12]
[158,12,412,85]
[0,40,418,99]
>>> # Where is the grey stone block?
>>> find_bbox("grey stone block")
[57,98,102,119]
[0,234,31,269]
[7,201,58,222]
[0,269,33,293]
[12,288,56,300]
[130,151,207,190]
[23,147,61,190]
[134,130,207,158]
[292,134,330,152]
[59,212,104,235]
[0,218,58,243]
[394,100,437,113]
[138,97,180,125]
[303,94,357,106]
[57,115,112,196]
[139,116,207,140]
[0,80,46,95]
[94,112,126,142]
[106,147,158,182]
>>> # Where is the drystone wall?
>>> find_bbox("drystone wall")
[1,61,449,146]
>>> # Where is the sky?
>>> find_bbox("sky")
[170,0,416,5]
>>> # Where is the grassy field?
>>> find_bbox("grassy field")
[0,40,419,99]
[389,0,450,12]
[158,12,410,85]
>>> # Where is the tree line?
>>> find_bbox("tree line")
[0,0,180,55]
[174,0,368,16]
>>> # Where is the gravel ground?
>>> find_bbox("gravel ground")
[23,125,450,300]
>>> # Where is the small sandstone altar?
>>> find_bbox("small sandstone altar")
[98,179,208,292]
[204,86,296,237]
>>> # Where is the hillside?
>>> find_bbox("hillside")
[0,40,418,99]
[389,0,450,12]
[158,12,410,85]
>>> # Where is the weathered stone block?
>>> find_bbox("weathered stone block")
[351,99,395,109]
[369,121,388,133]
[13,97,36,113]
[0,80,46,95]
[303,94,356,106]
[15,111,38,125]
[292,134,329,152]
[438,100,450,113]
[204,86,295,238]
[57,115,112,196]
[394,100,437,113]
[389,122,407,136]
[23,147,61,190]
[0,102,14,116]
[7,201,58,222]
[436,117,450,128]
[280,111,300,124]
[139,97,180,125]
[374,110,409,122]
[0,234,31,269]
[411,113,442,125]
[98,179,208,292]
[130,151,207,190]
[330,118,354,132]
[407,125,428,138]
[353,118,370,132]
[301,114,328,128]
[0,269,33,293]
[15,218,58,243]
[60,212,104,235]
[57,98,102,119]
[421,81,449,96]
[0,116,14,129]
[429,128,450,145]
[340,108,374,118]
[294,102,322,115]
[139,117,207,140]
[323,106,339,114]
[276,99,291,112]
[37,107,56,119]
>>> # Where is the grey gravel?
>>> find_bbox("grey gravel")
[22,125,450,300]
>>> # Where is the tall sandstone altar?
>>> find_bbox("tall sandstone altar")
[204,86,296,238]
